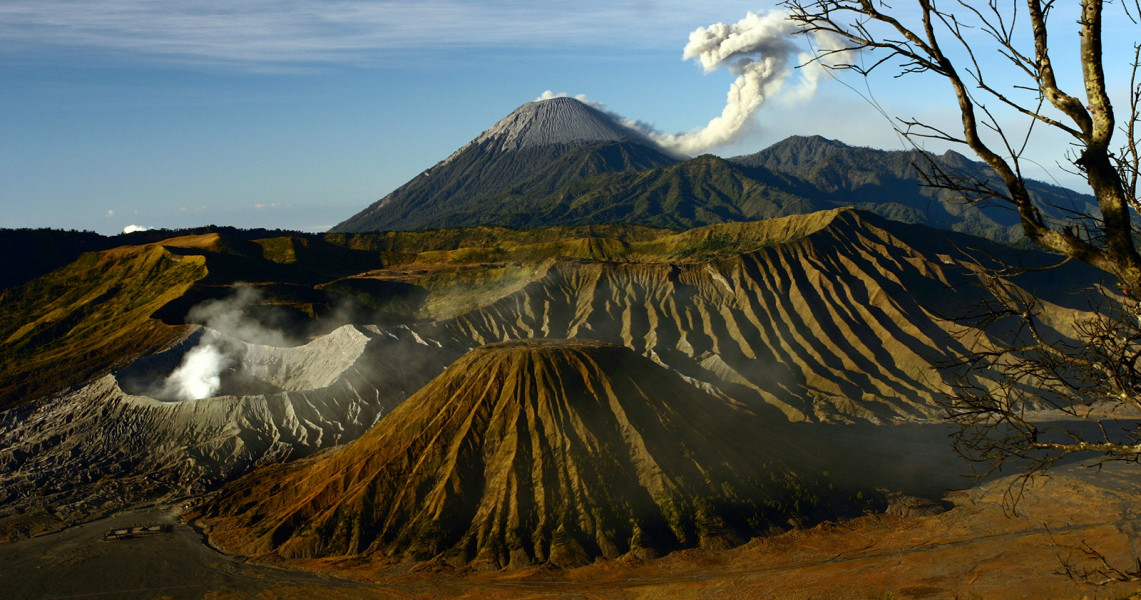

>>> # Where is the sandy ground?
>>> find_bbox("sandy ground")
[0,505,363,599]
[236,461,1135,600]
[2,445,1139,599]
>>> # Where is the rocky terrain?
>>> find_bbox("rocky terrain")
[0,324,461,538]
[0,199,1128,600]
[424,209,1095,422]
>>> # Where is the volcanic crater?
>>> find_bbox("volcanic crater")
[115,325,372,401]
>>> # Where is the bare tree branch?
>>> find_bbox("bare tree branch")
[784,0,1141,294]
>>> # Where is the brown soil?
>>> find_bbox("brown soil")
[206,461,1141,599]
[3,438,1136,599]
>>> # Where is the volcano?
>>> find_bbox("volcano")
[330,97,681,232]
[330,96,1094,243]
[202,339,844,569]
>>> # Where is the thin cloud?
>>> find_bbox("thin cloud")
[0,1,759,69]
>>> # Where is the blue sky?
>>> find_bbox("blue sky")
[1,1,1133,234]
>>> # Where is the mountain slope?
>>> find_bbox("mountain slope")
[0,229,111,291]
[201,339,845,568]
[0,231,394,410]
[0,243,206,407]
[446,137,1096,242]
[333,101,1093,243]
[0,210,1102,538]
[0,324,458,521]
[441,154,815,229]
[331,98,680,232]
[732,135,1095,244]
[461,97,664,152]
[424,209,1098,422]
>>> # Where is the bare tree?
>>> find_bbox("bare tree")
[782,0,1141,582]
[942,260,1140,483]
[784,0,1141,293]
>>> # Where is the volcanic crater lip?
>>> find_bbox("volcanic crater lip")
[115,324,373,401]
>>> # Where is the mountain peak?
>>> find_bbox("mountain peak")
[329,97,680,232]
[465,96,662,154]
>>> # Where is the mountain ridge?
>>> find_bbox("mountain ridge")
[0,208,1103,540]
[330,97,1094,243]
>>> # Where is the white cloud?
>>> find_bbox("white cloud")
[105,209,114,217]
[123,224,149,233]
[0,1,762,69]
[253,202,280,209]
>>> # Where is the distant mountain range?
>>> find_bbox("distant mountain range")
[332,97,1093,245]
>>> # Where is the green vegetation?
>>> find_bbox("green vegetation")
[332,135,1083,245]
[332,140,680,232]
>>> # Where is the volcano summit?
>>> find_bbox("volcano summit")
[331,97,681,232]
[462,96,667,153]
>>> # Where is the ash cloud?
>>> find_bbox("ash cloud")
[658,9,846,154]
[545,9,842,155]
[657,10,812,154]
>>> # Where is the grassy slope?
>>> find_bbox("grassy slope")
[337,135,1092,246]
[0,232,388,409]
[0,243,207,408]
[318,210,845,321]
[332,141,679,232]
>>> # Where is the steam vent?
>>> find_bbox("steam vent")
[202,339,846,569]
[114,327,370,401]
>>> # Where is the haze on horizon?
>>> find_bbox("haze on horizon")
[2,0,1130,235]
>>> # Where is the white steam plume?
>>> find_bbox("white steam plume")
[540,10,841,156]
[186,285,290,347]
[161,344,231,401]
[653,9,832,155]
[160,285,289,401]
